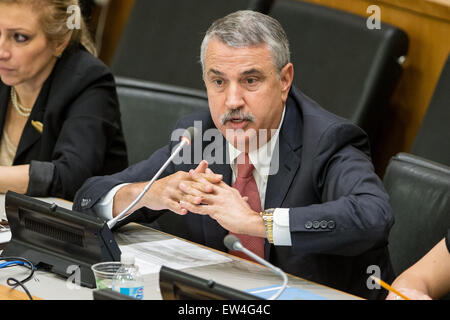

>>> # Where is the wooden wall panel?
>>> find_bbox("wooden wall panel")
[98,0,135,66]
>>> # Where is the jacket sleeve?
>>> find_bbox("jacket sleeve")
[72,142,176,226]
[288,122,394,256]
[26,72,126,200]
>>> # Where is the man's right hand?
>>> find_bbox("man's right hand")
[112,160,222,218]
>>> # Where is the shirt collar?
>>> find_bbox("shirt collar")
[228,106,286,176]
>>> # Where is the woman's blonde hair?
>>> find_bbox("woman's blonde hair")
[0,0,97,56]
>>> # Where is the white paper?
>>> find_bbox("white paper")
[119,238,232,275]
[0,195,6,221]
[0,230,11,244]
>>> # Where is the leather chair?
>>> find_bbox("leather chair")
[115,76,209,238]
[115,76,208,166]
[410,54,450,166]
[111,0,272,91]
[268,0,409,152]
[383,153,450,280]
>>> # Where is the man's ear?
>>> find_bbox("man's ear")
[280,63,294,101]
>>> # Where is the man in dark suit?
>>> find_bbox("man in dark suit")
[73,10,394,299]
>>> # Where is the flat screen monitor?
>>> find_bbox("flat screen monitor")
[159,265,262,300]
[1,191,121,288]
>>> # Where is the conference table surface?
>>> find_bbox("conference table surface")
[0,196,361,300]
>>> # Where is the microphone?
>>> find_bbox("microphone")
[224,234,288,300]
[107,127,197,229]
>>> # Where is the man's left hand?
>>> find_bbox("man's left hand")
[179,176,265,237]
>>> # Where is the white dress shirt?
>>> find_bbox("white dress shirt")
[226,107,291,246]
[94,107,292,246]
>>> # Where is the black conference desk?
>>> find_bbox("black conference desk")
[0,196,360,300]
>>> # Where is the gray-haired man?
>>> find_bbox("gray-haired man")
[74,10,394,299]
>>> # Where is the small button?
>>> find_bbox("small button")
[305,221,313,229]
[320,220,328,229]
[328,220,336,229]
[81,198,91,208]
[312,221,320,229]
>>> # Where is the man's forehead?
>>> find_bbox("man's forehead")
[206,39,271,56]
[207,67,264,77]
[205,40,274,76]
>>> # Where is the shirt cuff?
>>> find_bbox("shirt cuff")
[94,183,130,221]
[273,208,292,246]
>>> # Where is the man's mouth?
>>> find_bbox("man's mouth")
[226,118,250,130]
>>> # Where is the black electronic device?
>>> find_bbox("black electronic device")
[159,265,262,300]
[1,191,121,288]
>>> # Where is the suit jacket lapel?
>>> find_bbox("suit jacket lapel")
[14,104,46,163]
[14,112,44,163]
[264,95,303,259]
[264,97,303,210]
[13,74,52,163]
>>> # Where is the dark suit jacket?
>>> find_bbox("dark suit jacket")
[74,86,395,299]
[0,46,128,200]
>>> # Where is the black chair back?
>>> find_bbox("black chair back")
[269,0,409,148]
[115,76,208,165]
[383,153,450,277]
[411,54,450,166]
[115,76,209,238]
[111,0,271,90]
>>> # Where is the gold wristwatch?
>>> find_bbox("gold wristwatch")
[260,208,275,244]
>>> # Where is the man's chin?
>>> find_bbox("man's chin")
[223,129,258,152]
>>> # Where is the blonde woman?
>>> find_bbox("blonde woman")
[0,0,127,200]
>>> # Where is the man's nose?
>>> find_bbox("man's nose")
[225,82,245,110]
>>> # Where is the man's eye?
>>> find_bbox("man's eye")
[214,79,223,86]
[14,34,29,43]
[246,78,258,85]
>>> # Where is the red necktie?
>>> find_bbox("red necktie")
[229,153,265,261]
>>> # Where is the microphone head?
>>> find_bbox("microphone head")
[224,234,240,251]
[180,126,198,146]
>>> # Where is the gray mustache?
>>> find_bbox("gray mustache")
[220,110,256,125]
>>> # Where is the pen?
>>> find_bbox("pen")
[370,275,411,300]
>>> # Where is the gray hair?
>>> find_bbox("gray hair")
[200,10,290,76]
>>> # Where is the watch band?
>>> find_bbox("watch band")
[260,208,275,244]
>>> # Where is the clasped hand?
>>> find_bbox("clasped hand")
[152,160,264,237]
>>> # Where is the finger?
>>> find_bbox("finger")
[168,186,187,203]
[190,181,217,194]
[179,200,211,215]
[187,175,215,194]
[166,199,188,215]
[180,180,214,195]
[181,193,203,205]
[191,172,223,187]
[242,196,249,202]
[178,181,206,197]
[204,172,223,183]
[192,160,209,175]
[190,161,222,183]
